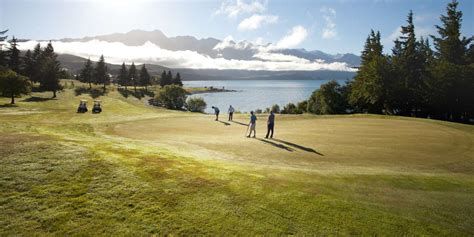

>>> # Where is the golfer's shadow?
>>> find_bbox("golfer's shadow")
[231,120,248,126]
[218,121,231,126]
[273,139,324,156]
[256,138,294,152]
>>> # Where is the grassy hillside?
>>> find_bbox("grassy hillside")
[1,82,473,235]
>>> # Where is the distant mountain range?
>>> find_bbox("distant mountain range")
[55,29,359,80]
[58,53,356,81]
[59,29,361,67]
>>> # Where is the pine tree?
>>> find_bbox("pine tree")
[79,58,94,89]
[7,36,21,73]
[160,70,167,87]
[94,55,109,91]
[167,70,173,86]
[430,0,473,121]
[128,62,137,92]
[173,72,183,86]
[22,49,34,79]
[38,42,62,98]
[0,29,7,69]
[117,62,129,90]
[349,30,392,114]
[30,43,43,83]
[139,64,151,91]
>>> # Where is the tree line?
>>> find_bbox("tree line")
[303,0,473,123]
[0,31,63,103]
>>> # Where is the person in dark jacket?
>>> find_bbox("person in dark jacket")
[211,106,220,121]
[265,111,275,139]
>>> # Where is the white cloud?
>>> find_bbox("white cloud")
[274,25,308,49]
[321,7,337,39]
[238,14,278,31]
[17,40,355,72]
[213,36,253,51]
[215,0,266,18]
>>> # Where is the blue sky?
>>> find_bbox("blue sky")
[1,0,472,55]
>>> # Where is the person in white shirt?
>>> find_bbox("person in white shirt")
[228,105,235,121]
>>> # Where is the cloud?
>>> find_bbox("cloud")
[274,25,308,49]
[17,40,355,72]
[238,14,278,31]
[320,7,337,39]
[213,36,253,51]
[215,0,266,18]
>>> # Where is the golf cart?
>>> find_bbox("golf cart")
[77,99,88,113]
[92,100,102,113]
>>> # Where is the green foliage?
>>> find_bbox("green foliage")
[30,43,43,83]
[129,62,137,91]
[186,97,207,112]
[271,104,280,113]
[281,103,301,114]
[0,69,31,104]
[173,72,183,86]
[117,62,129,89]
[79,58,94,88]
[297,100,308,113]
[94,55,109,90]
[7,36,21,73]
[308,80,348,115]
[155,84,188,110]
[38,42,63,98]
[139,64,151,90]
[21,49,34,78]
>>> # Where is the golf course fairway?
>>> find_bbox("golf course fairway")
[1,85,473,235]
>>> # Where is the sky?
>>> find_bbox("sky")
[0,0,472,70]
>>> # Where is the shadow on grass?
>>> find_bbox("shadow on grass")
[22,96,55,102]
[231,120,249,126]
[256,138,294,152]
[74,87,107,99]
[218,121,231,126]
[118,88,155,100]
[0,103,18,107]
[273,138,324,156]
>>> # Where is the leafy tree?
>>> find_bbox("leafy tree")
[167,70,173,86]
[79,58,94,88]
[139,64,151,91]
[186,97,207,112]
[0,69,31,104]
[128,62,137,92]
[94,55,109,91]
[7,36,21,73]
[297,100,308,113]
[270,104,280,113]
[173,72,183,86]
[38,42,62,98]
[155,84,187,110]
[117,62,129,89]
[308,80,347,114]
[0,29,8,69]
[281,103,301,114]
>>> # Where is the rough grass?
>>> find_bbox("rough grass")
[0,81,473,235]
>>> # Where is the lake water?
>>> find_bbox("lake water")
[184,79,347,113]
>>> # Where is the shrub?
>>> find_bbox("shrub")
[297,100,308,113]
[307,80,348,114]
[186,97,207,112]
[281,103,302,114]
[271,104,280,113]
[155,84,188,110]
[255,109,263,114]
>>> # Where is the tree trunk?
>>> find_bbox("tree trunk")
[103,84,106,92]
[134,85,137,93]
[89,81,92,89]
[10,94,14,104]
[145,86,147,92]
[53,90,56,98]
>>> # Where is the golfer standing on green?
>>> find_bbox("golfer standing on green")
[247,111,257,138]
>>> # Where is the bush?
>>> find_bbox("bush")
[271,104,280,113]
[255,109,263,114]
[307,80,348,114]
[297,100,308,113]
[281,103,302,114]
[155,85,188,110]
[186,97,207,112]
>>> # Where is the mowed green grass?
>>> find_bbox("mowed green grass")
[0,82,473,235]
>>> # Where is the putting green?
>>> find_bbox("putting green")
[0,84,473,235]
